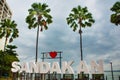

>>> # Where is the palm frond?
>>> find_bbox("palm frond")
[46,18,53,24]
[0,19,18,43]
[72,7,78,14]
[83,7,88,13]
[89,19,95,23]
[42,3,48,11]
[111,1,120,13]
[32,3,39,9]
[44,25,48,30]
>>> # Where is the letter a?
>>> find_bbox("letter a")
[50,62,61,74]
[77,61,89,74]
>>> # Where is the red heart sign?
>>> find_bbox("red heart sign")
[49,51,57,58]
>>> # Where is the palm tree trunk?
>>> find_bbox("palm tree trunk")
[4,37,7,51]
[79,25,83,61]
[35,25,39,63]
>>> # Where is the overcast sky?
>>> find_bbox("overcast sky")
[6,0,120,71]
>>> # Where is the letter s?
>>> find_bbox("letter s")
[11,61,21,72]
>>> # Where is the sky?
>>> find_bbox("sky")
[6,0,120,71]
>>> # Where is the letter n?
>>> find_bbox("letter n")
[91,60,104,74]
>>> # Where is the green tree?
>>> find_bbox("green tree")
[110,1,120,26]
[66,6,95,60]
[4,45,19,70]
[26,3,52,62]
[0,19,19,51]
[0,50,4,76]
[0,45,19,77]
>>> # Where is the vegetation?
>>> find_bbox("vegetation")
[110,1,120,26]
[66,5,95,60]
[0,19,19,77]
[0,45,19,77]
[0,19,19,51]
[26,3,53,62]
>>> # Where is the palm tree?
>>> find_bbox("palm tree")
[26,3,52,62]
[110,1,120,26]
[0,19,19,51]
[66,6,95,61]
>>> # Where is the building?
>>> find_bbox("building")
[0,0,12,21]
[0,0,12,50]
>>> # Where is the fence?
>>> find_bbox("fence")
[104,71,120,80]
[12,72,108,80]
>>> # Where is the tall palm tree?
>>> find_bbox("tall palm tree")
[110,1,120,26]
[66,6,95,61]
[0,19,19,51]
[26,3,52,62]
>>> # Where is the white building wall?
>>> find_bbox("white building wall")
[0,38,5,50]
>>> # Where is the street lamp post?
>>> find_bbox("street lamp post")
[110,62,114,80]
